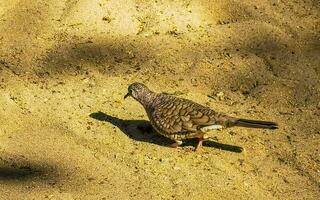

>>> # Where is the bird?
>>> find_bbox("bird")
[124,82,278,150]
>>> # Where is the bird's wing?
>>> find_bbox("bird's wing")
[151,94,226,135]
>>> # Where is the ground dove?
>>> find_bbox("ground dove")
[124,82,278,150]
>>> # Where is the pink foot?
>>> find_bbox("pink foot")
[195,138,205,151]
[169,140,183,149]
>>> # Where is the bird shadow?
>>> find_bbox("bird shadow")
[89,111,172,146]
[89,111,243,153]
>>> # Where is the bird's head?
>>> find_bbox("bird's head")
[124,82,150,101]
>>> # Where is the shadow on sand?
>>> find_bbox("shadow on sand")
[89,111,243,153]
[0,158,59,182]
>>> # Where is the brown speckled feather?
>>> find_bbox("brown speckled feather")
[148,93,234,140]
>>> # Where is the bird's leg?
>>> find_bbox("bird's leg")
[169,140,183,149]
[195,134,208,151]
[195,138,205,151]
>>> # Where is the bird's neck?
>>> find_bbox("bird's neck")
[138,90,157,108]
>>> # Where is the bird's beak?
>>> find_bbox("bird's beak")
[124,93,130,99]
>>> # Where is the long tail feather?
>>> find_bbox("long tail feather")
[234,118,278,129]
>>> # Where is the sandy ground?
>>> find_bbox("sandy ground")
[0,0,319,199]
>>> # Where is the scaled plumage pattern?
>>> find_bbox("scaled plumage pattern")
[124,82,278,150]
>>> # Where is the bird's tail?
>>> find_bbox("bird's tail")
[233,118,278,129]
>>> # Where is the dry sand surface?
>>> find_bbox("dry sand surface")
[0,0,319,199]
